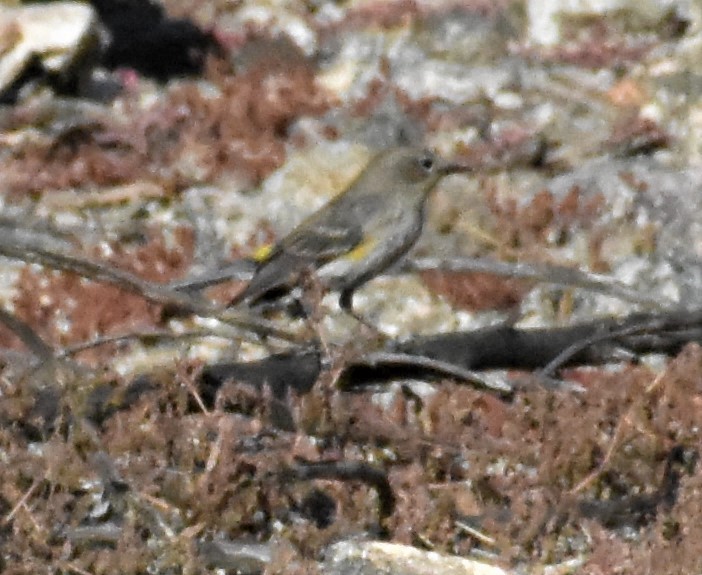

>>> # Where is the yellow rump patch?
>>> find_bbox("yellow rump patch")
[344,238,377,262]
[252,243,274,262]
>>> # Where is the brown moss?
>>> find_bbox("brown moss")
[517,17,655,68]
[421,270,529,311]
[3,339,702,571]
[485,185,604,256]
[11,227,192,361]
[1,41,331,195]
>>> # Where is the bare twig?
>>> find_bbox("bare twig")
[404,256,668,307]
[0,307,54,360]
[537,310,702,378]
[0,232,300,343]
[3,479,40,526]
[355,351,512,394]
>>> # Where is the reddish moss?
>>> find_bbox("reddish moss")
[11,227,192,361]
[1,40,331,195]
[421,270,529,311]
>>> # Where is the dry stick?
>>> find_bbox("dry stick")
[58,323,284,360]
[57,329,217,358]
[404,256,667,307]
[0,307,54,360]
[62,563,94,575]
[537,310,702,379]
[0,236,300,343]
[2,478,41,526]
[169,259,257,291]
[177,361,210,415]
[356,351,511,394]
[168,256,662,307]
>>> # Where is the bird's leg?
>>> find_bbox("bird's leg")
[246,295,301,316]
[339,289,388,342]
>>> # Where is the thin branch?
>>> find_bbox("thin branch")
[168,259,257,292]
[0,307,54,360]
[165,254,667,307]
[56,329,218,358]
[0,233,300,343]
[3,479,41,526]
[404,256,668,306]
[355,351,512,394]
[538,309,702,378]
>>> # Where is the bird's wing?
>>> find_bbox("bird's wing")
[282,221,364,262]
[235,222,363,305]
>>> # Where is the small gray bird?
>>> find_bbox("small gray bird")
[231,146,466,316]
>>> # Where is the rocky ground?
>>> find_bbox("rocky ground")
[2,0,702,573]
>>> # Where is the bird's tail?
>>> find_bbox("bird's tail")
[229,252,304,308]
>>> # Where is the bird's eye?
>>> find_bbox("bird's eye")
[418,154,434,172]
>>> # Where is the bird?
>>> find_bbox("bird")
[230,145,467,319]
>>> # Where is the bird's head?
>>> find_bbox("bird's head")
[371,147,470,199]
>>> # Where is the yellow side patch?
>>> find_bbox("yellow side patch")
[252,243,274,262]
[344,238,377,262]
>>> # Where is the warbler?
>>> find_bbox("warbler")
[231,146,466,316]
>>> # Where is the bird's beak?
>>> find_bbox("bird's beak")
[438,162,471,176]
